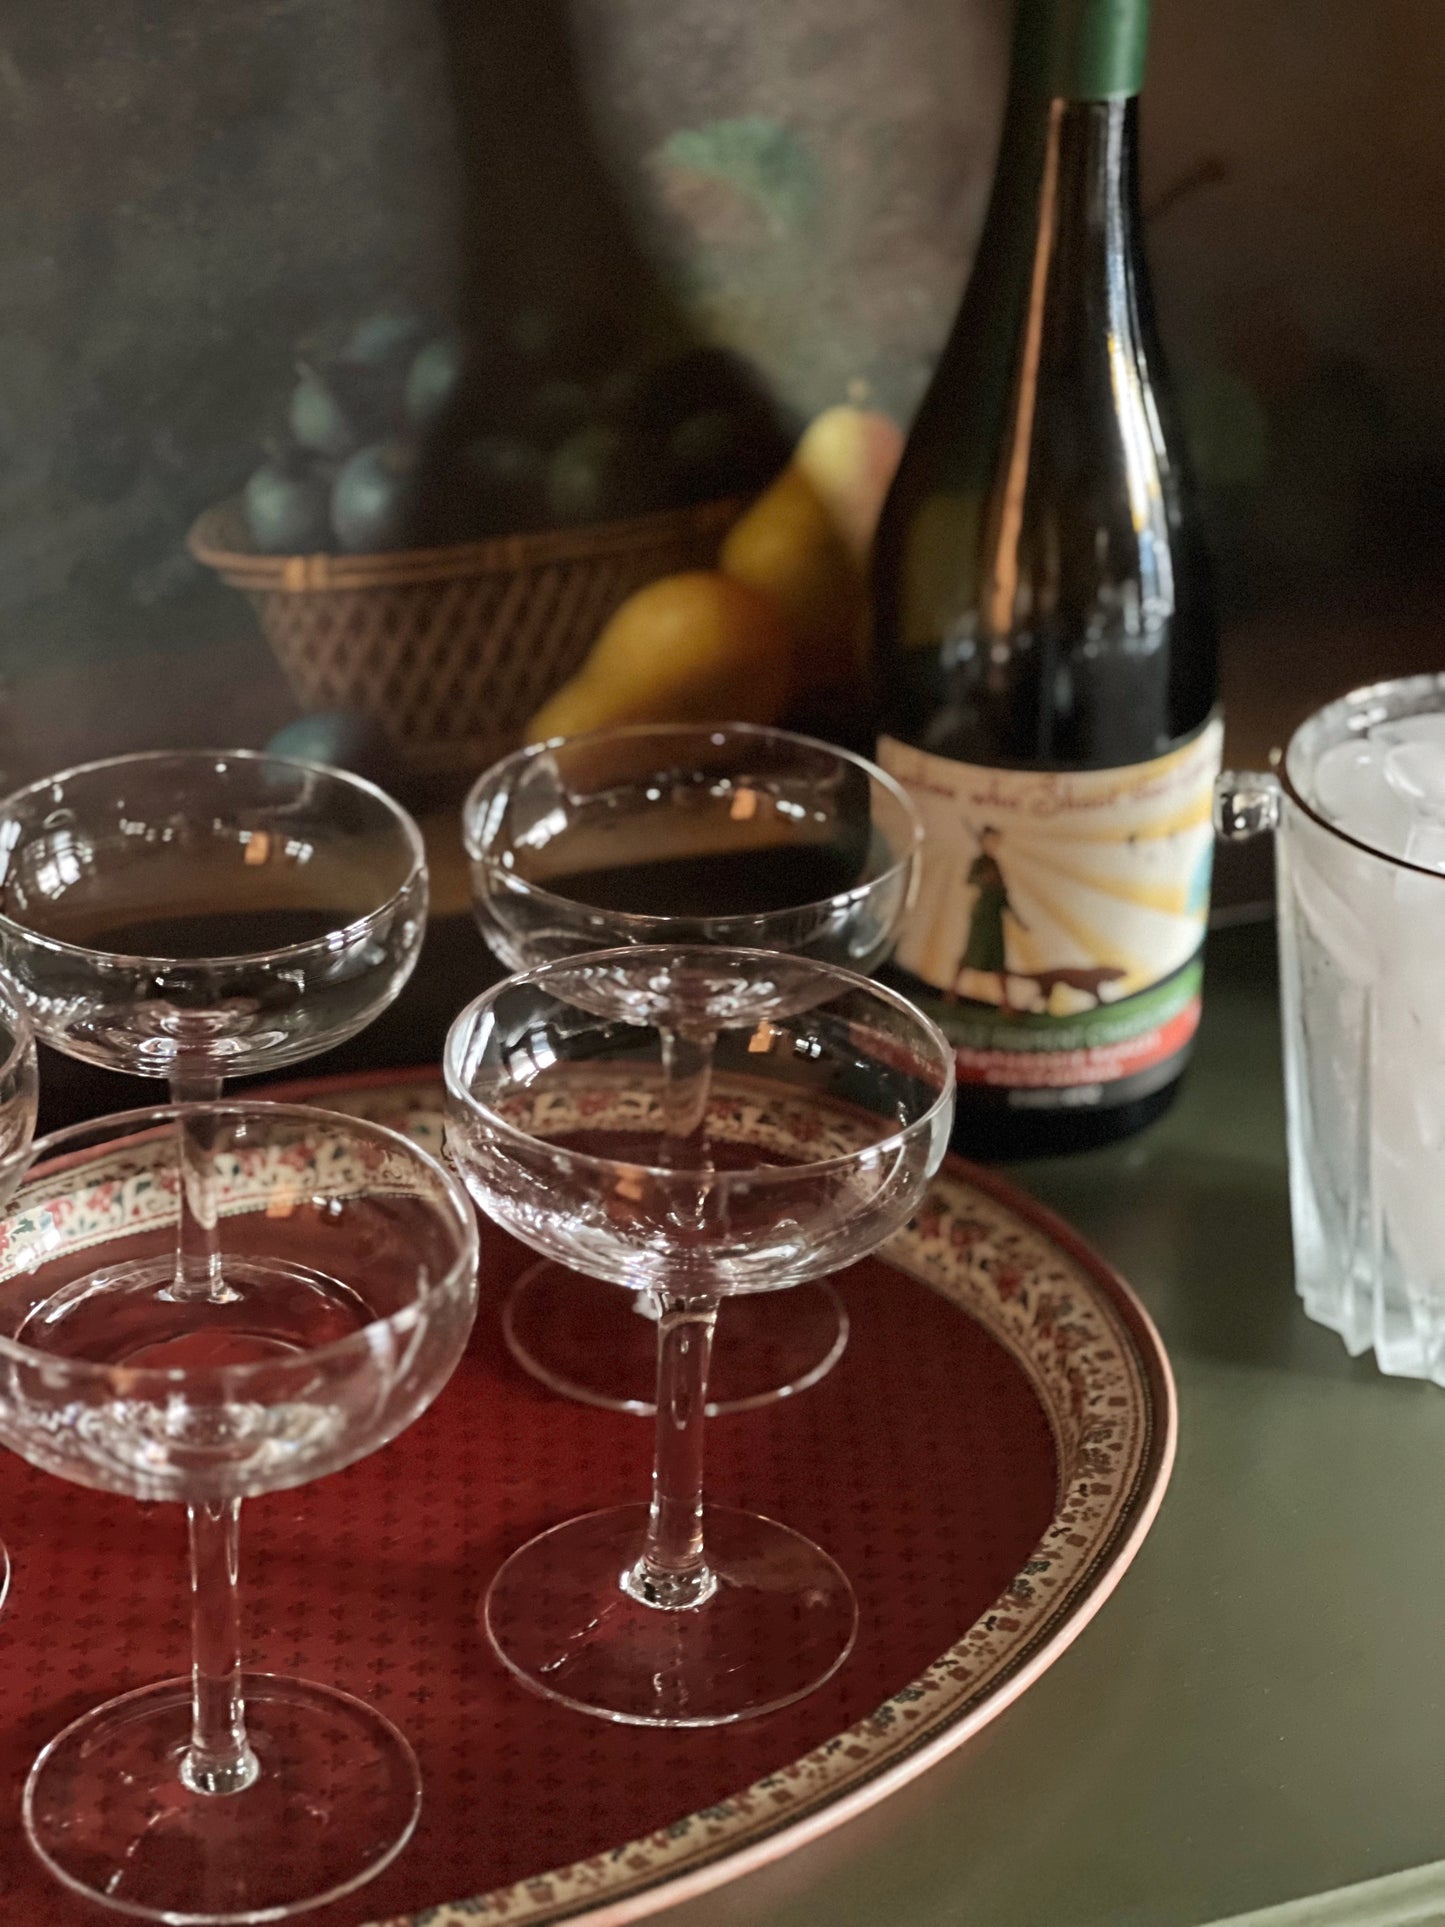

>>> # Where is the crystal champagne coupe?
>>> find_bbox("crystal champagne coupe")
[462,723,921,1415]
[446,945,954,1726]
[0,749,427,1301]
[0,1100,478,1922]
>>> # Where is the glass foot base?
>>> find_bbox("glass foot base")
[25,1673,420,1923]
[484,1503,857,1727]
[503,1262,849,1416]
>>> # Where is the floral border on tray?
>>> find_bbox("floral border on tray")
[305,1080,1163,1927]
[0,1127,439,1281]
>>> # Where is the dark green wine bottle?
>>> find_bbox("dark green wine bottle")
[873,0,1220,1160]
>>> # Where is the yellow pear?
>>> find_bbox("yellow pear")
[719,465,865,695]
[527,570,793,743]
[792,405,905,566]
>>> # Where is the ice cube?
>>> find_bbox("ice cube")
[1370,989,1445,1300]
[1289,838,1376,985]
[1374,711,1445,751]
[1373,1000,1445,1155]
[1309,738,1412,861]
[1383,828,1445,1046]
[1386,743,1445,820]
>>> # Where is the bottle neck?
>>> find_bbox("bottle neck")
[971,96,1151,636]
[988,22,1144,243]
[900,0,1155,485]
[1020,93,1139,290]
[926,88,1145,491]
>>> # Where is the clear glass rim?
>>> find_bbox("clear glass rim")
[443,941,956,1188]
[0,975,34,1084]
[1282,671,1445,879]
[0,748,428,970]
[0,1098,479,1389]
[460,720,923,933]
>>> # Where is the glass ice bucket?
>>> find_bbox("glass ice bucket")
[1217,673,1445,1381]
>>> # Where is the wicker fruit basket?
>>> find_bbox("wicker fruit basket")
[189,496,742,779]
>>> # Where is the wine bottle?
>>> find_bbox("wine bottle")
[872,0,1220,1160]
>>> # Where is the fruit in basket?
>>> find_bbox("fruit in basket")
[613,348,791,493]
[546,424,643,526]
[664,408,754,504]
[344,310,429,368]
[233,309,795,557]
[403,334,467,431]
[525,378,593,450]
[331,440,420,553]
[243,455,332,554]
[509,301,628,382]
[460,436,547,532]
[617,346,757,437]
[289,365,360,460]
[527,571,792,741]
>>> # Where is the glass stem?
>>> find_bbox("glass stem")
[630,1024,717,1323]
[657,1026,716,1159]
[181,1498,259,1797]
[624,1293,721,1610]
[168,1068,232,1303]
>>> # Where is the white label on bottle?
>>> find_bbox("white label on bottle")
[877,720,1224,1092]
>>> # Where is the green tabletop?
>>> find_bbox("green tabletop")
[656,921,1445,1927]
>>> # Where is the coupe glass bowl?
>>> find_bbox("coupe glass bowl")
[462,723,922,1416]
[446,944,954,1726]
[0,747,427,1086]
[0,1100,478,1923]
[0,748,428,1302]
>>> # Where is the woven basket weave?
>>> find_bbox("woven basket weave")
[189,496,742,778]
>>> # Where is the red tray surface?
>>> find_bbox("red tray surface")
[0,1189,1058,1925]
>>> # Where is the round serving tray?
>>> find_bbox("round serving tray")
[0,1070,1173,1927]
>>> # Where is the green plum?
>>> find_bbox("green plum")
[664,407,756,503]
[524,379,592,449]
[547,424,653,526]
[265,711,397,784]
[331,441,420,553]
[403,335,467,431]
[344,311,429,368]
[243,458,332,554]
[289,365,359,459]
[461,435,547,534]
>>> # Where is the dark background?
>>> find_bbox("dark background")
[0,0,1441,776]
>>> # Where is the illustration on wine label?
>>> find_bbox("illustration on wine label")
[878,719,1223,1095]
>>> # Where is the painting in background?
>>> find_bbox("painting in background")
[0,0,1441,770]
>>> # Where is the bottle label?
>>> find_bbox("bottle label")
[876,719,1223,1106]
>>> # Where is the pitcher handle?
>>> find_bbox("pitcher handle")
[1214,770,1281,841]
